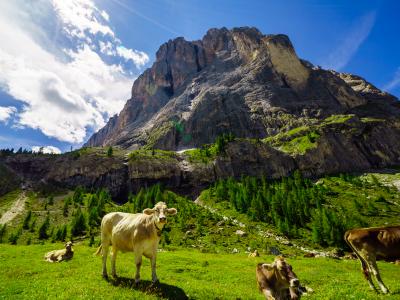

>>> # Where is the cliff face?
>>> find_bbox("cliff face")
[3,27,400,200]
[4,117,400,200]
[85,27,399,150]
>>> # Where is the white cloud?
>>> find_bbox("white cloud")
[51,0,149,68]
[100,10,110,22]
[382,67,400,92]
[99,41,115,55]
[117,46,149,67]
[0,106,17,122]
[0,0,148,144]
[32,145,61,154]
[52,0,114,38]
[323,12,376,71]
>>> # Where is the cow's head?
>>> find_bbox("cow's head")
[65,241,73,251]
[143,202,177,225]
[262,256,300,288]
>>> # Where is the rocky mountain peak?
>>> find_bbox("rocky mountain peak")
[85,27,399,150]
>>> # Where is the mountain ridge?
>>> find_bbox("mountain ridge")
[85,26,400,150]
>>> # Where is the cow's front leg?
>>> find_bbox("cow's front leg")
[111,246,118,278]
[134,253,142,284]
[151,254,158,283]
[289,287,299,300]
[370,259,389,294]
[262,288,276,300]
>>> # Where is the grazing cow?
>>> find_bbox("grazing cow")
[344,225,400,294]
[95,202,177,283]
[249,250,260,258]
[256,256,301,300]
[44,241,74,262]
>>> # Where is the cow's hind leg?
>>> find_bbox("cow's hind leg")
[134,252,142,284]
[358,251,378,292]
[101,244,110,278]
[111,246,118,278]
[370,259,389,294]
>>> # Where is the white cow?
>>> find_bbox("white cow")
[44,241,74,262]
[95,202,177,283]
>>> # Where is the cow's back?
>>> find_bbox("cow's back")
[101,212,157,253]
[101,212,130,235]
[346,226,400,259]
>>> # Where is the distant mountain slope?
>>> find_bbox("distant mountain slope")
[84,27,400,150]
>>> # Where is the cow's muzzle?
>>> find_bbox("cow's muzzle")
[159,217,167,223]
[290,278,300,287]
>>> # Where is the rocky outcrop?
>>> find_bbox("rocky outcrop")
[85,27,398,150]
[4,117,400,200]
[0,162,20,197]
[2,152,128,199]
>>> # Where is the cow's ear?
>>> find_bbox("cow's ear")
[143,208,155,215]
[262,263,274,271]
[167,208,177,215]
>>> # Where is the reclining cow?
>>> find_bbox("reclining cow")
[256,256,302,300]
[96,201,177,283]
[44,241,74,262]
[344,225,400,294]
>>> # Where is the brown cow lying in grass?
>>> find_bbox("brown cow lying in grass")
[96,201,177,283]
[256,256,302,300]
[44,241,74,263]
[345,225,400,294]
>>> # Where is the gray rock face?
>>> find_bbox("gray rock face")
[85,27,398,150]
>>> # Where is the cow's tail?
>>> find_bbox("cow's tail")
[344,230,370,278]
[94,244,102,256]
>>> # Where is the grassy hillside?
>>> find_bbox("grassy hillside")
[0,171,399,299]
[0,244,399,299]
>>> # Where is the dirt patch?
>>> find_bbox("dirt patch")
[0,193,26,225]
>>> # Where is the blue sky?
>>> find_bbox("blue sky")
[0,0,399,153]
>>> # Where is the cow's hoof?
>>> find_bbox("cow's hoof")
[152,279,159,285]
[102,274,108,280]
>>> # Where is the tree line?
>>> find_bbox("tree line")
[208,171,364,247]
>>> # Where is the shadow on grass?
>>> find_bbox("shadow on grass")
[390,289,400,295]
[107,276,188,300]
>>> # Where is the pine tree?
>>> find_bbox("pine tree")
[38,215,50,239]
[71,208,87,237]
[107,146,113,157]
[0,224,6,243]
[22,210,32,230]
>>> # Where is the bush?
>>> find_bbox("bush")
[8,231,19,245]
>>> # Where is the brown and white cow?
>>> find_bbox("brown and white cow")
[344,225,400,294]
[256,256,301,300]
[44,241,74,262]
[95,202,177,283]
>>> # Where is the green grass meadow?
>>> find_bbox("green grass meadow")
[0,243,399,299]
